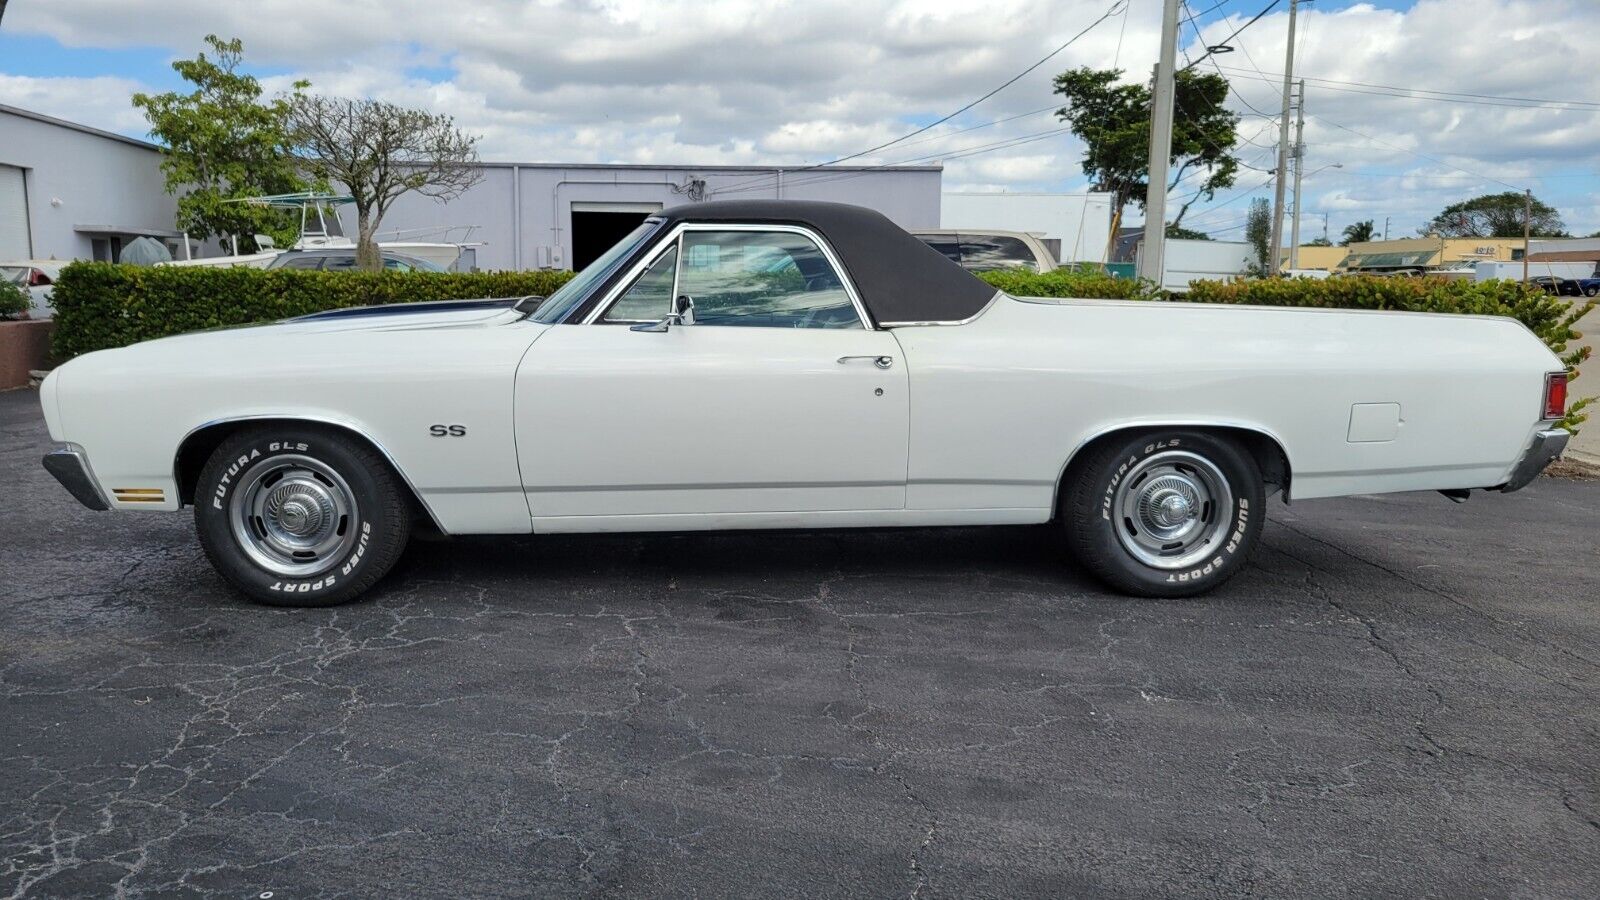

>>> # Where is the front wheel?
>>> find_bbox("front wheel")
[1061,431,1265,598]
[1585,285,1599,298]
[194,426,411,607]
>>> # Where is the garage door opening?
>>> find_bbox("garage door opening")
[570,202,662,270]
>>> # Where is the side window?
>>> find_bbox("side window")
[959,235,1038,271]
[382,258,413,271]
[321,256,359,272]
[278,255,325,270]
[602,245,678,322]
[675,230,860,329]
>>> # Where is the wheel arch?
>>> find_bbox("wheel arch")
[1052,422,1293,516]
[173,415,445,533]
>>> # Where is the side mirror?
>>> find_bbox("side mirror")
[630,294,695,333]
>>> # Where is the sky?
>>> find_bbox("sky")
[2,0,1597,241]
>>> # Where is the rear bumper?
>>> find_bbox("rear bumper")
[42,446,109,511]
[1499,428,1570,493]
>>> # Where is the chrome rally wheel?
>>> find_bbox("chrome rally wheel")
[194,426,411,607]
[1112,450,1233,571]
[1062,431,1266,598]
[229,454,359,578]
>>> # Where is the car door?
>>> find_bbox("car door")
[514,224,909,523]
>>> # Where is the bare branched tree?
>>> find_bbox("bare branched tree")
[287,96,482,270]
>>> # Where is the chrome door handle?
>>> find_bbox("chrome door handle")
[838,355,894,369]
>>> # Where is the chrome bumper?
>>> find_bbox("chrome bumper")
[1500,428,1570,493]
[42,447,109,511]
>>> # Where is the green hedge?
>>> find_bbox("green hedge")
[49,262,575,359]
[977,266,1161,301]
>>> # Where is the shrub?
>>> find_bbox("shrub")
[0,278,28,319]
[50,262,575,359]
[977,265,1162,301]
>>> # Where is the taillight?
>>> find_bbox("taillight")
[28,269,51,287]
[1544,372,1568,420]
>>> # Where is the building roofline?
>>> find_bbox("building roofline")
[0,104,943,174]
[0,103,161,151]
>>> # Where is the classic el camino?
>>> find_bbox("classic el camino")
[40,200,1570,606]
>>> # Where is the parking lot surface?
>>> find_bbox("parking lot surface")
[3,387,1599,898]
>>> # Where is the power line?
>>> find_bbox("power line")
[1180,0,1282,73]
[1307,112,1525,191]
[1214,66,1600,111]
[715,0,1126,196]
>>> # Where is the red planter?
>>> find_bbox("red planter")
[0,319,54,390]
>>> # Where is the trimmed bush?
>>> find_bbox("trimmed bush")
[50,262,575,359]
[977,265,1162,301]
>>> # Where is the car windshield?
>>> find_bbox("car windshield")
[0,266,28,285]
[529,220,662,323]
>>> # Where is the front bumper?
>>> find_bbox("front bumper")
[42,447,109,511]
[1499,428,1570,493]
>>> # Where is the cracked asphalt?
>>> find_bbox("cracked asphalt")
[3,386,1599,898]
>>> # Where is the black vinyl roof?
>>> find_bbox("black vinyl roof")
[654,200,997,325]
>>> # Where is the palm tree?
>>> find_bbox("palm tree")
[1340,220,1377,245]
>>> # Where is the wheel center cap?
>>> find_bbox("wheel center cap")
[279,500,313,534]
[1159,494,1191,524]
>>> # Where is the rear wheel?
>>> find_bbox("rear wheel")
[1062,431,1265,598]
[194,426,411,607]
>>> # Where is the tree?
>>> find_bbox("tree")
[1306,236,1333,247]
[1245,198,1271,273]
[1340,219,1376,246]
[287,96,482,270]
[132,36,308,252]
[1053,67,1240,235]
[1422,192,1565,238]
[1166,224,1212,241]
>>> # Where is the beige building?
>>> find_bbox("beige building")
[1278,237,1529,273]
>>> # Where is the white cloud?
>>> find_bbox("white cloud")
[2,0,1598,235]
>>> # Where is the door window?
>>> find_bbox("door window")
[601,245,678,323]
[674,230,860,328]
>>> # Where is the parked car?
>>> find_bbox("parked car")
[265,249,448,272]
[0,259,67,318]
[1529,275,1588,297]
[40,200,1569,608]
[911,229,1058,272]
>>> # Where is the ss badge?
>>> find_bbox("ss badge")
[429,424,467,437]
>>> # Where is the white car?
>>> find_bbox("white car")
[2,259,67,319]
[39,201,1570,607]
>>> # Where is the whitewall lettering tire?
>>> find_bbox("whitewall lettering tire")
[1063,431,1265,598]
[194,427,411,607]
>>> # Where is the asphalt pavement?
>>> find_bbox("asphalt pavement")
[3,386,1598,898]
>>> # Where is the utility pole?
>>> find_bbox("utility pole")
[1523,188,1532,285]
[1267,0,1300,276]
[1288,79,1306,270]
[1322,212,1329,242]
[1137,0,1182,284]
[1383,216,1390,240]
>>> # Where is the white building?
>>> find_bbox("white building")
[0,104,185,263]
[939,191,1115,265]
[1,103,945,271]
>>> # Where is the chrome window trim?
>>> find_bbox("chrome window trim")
[581,222,873,330]
[596,235,683,324]
[878,289,1004,328]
